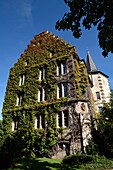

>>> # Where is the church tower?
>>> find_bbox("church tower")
[86,51,111,113]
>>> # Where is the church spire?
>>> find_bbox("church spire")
[86,51,98,73]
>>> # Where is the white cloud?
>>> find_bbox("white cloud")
[21,0,33,23]
[5,0,33,25]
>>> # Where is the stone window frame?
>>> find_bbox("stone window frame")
[56,110,68,128]
[96,91,101,100]
[19,74,25,86]
[57,61,67,76]
[12,119,18,131]
[57,83,68,98]
[16,94,23,106]
[38,88,47,102]
[35,115,45,129]
[98,106,102,112]
[39,67,47,80]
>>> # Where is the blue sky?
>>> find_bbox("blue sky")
[0,0,113,119]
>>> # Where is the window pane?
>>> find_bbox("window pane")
[63,62,67,74]
[44,66,47,78]
[64,110,68,127]
[40,89,42,101]
[58,84,62,98]
[39,67,47,80]
[14,120,18,130]
[37,116,39,128]
[19,75,25,86]
[17,95,23,106]
[43,88,47,101]
[41,115,45,129]
[41,69,43,80]
[99,107,102,113]
[58,112,62,127]
[58,64,61,75]
[64,83,68,97]
[96,92,101,100]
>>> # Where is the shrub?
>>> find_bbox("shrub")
[62,154,94,166]
[85,142,99,155]
[0,134,16,169]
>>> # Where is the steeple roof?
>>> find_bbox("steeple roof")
[86,51,98,73]
[86,51,108,78]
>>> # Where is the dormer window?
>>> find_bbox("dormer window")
[39,67,47,80]
[19,74,25,86]
[57,61,67,76]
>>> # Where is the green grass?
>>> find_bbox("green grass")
[6,156,113,170]
[8,157,62,170]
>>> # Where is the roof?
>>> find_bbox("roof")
[86,51,108,78]
[86,51,98,73]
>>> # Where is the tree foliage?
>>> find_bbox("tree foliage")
[56,0,113,57]
[92,90,113,157]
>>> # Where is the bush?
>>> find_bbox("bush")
[85,142,99,155]
[62,154,94,166]
[0,134,16,169]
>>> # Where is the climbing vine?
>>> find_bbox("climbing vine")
[2,31,89,157]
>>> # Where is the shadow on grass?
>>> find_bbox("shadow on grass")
[11,158,63,170]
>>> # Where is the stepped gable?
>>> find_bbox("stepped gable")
[22,30,77,59]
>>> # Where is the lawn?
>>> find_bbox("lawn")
[5,156,113,170]
[8,158,62,170]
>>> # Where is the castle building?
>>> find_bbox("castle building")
[86,51,111,113]
[2,31,94,158]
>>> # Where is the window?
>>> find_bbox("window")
[16,94,23,106]
[39,67,47,80]
[38,88,47,102]
[35,115,40,129]
[96,92,101,100]
[58,112,62,127]
[35,115,45,129]
[64,83,68,97]
[99,106,102,113]
[57,61,67,75]
[19,74,25,86]
[25,60,29,66]
[57,110,68,128]
[12,119,18,131]
[63,110,68,127]
[58,84,62,98]
[57,83,68,98]
[41,115,45,129]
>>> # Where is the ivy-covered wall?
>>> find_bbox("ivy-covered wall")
[2,31,93,157]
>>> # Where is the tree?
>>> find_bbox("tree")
[55,0,113,57]
[92,90,113,157]
[0,120,4,147]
